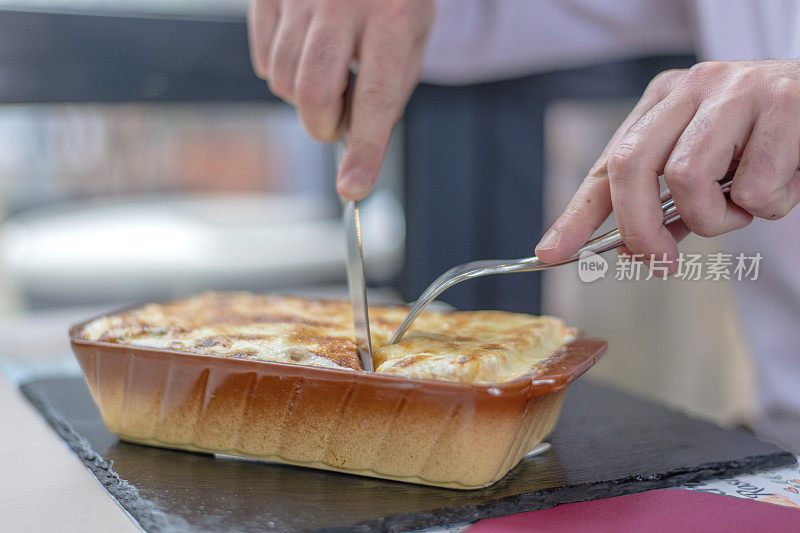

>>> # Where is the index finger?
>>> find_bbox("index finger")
[336,27,412,200]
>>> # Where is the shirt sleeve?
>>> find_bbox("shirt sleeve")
[422,0,695,85]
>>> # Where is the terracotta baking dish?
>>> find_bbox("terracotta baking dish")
[69,317,606,490]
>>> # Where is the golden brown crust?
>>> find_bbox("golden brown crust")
[80,292,575,382]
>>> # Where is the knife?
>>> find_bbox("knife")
[338,143,374,371]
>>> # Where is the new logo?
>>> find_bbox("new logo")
[577,251,608,283]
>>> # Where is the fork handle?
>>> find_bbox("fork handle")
[575,177,734,259]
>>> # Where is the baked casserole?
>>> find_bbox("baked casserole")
[71,291,603,488]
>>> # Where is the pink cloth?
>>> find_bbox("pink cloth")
[467,489,800,532]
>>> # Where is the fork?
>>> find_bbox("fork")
[389,177,734,344]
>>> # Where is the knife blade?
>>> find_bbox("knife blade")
[337,141,374,371]
[343,199,374,371]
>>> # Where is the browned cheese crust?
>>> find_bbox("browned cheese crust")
[80,292,576,383]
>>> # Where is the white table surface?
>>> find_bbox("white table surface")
[0,305,139,531]
[0,375,138,531]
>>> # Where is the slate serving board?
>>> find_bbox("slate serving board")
[22,377,794,532]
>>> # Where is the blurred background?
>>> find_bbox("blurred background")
[0,1,753,430]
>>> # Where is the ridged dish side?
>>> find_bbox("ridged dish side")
[71,341,575,489]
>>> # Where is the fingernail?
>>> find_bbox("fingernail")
[536,227,559,251]
[338,168,369,199]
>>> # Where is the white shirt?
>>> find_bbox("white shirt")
[423,0,800,82]
[423,0,694,83]
[422,0,800,451]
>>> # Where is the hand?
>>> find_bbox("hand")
[535,60,800,271]
[248,0,435,199]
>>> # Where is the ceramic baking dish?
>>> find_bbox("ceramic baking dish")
[69,319,606,490]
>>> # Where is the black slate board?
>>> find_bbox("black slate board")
[21,376,794,532]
